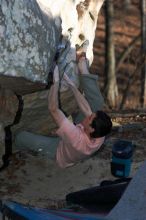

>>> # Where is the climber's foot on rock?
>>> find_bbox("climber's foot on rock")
[76,40,89,62]
[76,40,90,74]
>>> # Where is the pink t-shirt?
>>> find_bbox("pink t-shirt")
[56,118,105,168]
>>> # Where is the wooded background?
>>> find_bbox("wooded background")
[90,0,146,110]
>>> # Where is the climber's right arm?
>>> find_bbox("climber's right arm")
[48,66,66,127]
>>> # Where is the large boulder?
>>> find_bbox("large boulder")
[0,0,104,94]
[0,0,60,94]
[0,0,104,154]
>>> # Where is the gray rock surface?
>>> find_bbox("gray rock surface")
[0,88,18,165]
[0,88,18,126]
[0,0,104,94]
[0,0,60,85]
[12,89,78,136]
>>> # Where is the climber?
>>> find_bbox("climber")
[15,41,112,168]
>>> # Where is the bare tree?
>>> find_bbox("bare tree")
[140,0,146,107]
[119,56,145,110]
[104,0,118,108]
[116,34,140,72]
[124,0,131,10]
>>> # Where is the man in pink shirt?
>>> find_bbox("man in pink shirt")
[15,41,112,168]
[47,42,112,168]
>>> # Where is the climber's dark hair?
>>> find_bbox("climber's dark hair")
[90,110,112,138]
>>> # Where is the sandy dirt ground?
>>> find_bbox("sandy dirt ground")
[0,114,145,210]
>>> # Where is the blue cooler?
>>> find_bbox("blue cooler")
[111,140,133,178]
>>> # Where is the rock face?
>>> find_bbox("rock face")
[0,88,19,165]
[12,89,78,136]
[0,0,60,86]
[0,0,104,93]
[0,0,104,162]
[0,88,18,125]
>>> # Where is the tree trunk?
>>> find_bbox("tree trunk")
[104,0,118,108]
[124,0,131,10]
[140,0,146,107]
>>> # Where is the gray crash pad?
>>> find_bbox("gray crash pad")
[107,160,146,220]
